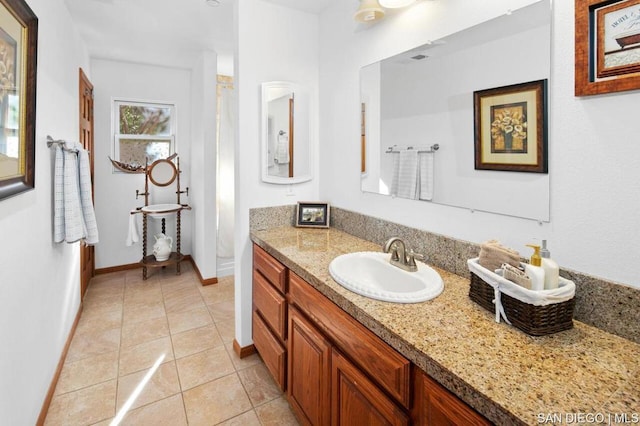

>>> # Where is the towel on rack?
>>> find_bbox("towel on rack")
[53,142,99,245]
[417,152,434,201]
[274,132,289,164]
[390,150,419,199]
[126,210,140,246]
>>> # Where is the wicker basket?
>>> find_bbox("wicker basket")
[469,272,575,336]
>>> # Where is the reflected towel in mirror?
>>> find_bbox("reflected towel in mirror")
[275,131,290,164]
[391,149,419,199]
[418,152,434,201]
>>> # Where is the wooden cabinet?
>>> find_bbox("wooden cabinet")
[252,245,288,391]
[413,369,491,426]
[332,349,409,426]
[288,270,410,425]
[252,243,492,426]
[288,306,331,426]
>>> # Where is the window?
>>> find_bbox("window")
[113,99,176,168]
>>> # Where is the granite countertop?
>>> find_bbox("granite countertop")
[251,226,640,425]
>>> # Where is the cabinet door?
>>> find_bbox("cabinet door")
[332,349,409,426]
[416,371,491,426]
[287,307,331,426]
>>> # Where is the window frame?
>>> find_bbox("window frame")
[112,98,177,171]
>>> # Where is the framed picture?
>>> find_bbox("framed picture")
[575,0,640,96]
[0,0,38,201]
[473,80,548,173]
[296,202,330,228]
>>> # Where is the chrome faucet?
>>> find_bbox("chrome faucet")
[383,237,424,272]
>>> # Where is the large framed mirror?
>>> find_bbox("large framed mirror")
[360,0,551,222]
[261,81,312,184]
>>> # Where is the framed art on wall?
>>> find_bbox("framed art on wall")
[0,0,38,201]
[295,202,330,228]
[575,0,640,96]
[474,79,548,173]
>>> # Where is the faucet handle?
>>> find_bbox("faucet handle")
[407,250,424,268]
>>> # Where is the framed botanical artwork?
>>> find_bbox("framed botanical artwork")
[0,0,38,201]
[575,0,640,96]
[295,202,330,228]
[474,80,548,173]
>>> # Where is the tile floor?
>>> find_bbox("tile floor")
[45,263,300,425]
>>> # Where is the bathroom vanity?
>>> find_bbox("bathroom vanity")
[251,226,640,425]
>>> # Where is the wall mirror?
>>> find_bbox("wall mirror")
[360,0,551,221]
[261,81,312,184]
[148,158,177,186]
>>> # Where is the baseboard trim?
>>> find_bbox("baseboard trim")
[37,303,83,426]
[95,262,140,275]
[190,258,219,286]
[233,339,256,359]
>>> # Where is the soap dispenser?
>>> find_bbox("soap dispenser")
[540,240,559,290]
[525,244,546,291]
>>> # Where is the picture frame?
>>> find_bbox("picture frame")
[575,0,640,96]
[473,80,548,173]
[295,202,330,228]
[0,0,38,201]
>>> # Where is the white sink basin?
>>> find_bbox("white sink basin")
[329,252,443,303]
[141,203,182,219]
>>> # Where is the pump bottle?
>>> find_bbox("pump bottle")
[525,244,545,291]
[540,240,559,290]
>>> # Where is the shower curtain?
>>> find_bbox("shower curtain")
[217,81,235,259]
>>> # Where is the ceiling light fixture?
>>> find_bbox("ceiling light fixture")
[205,0,220,7]
[379,0,416,8]
[354,0,385,23]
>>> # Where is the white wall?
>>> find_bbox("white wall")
[190,51,218,279]
[91,59,193,269]
[235,0,320,346]
[0,0,89,422]
[319,0,640,288]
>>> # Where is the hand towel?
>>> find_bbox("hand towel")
[53,141,99,245]
[394,150,419,199]
[62,144,84,243]
[478,240,521,272]
[418,152,434,201]
[53,146,66,243]
[78,148,99,245]
[126,210,140,246]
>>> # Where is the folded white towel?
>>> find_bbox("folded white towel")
[391,150,419,199]
[126,210,140,246]
[418,152,434,201]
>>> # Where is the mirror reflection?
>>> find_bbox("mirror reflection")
[360,0,551,221]
[261,81,311,184]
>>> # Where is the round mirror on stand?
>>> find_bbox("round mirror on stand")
[148,158,177,186]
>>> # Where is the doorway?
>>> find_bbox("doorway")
[79,68,95,298]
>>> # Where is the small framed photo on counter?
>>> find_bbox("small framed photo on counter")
[296,202,330,228]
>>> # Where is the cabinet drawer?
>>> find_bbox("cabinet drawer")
[253,270,287,341]
[252,312,286,391]
[253,245,287,293]
[289,272,411,408]
[416,370,491,426]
